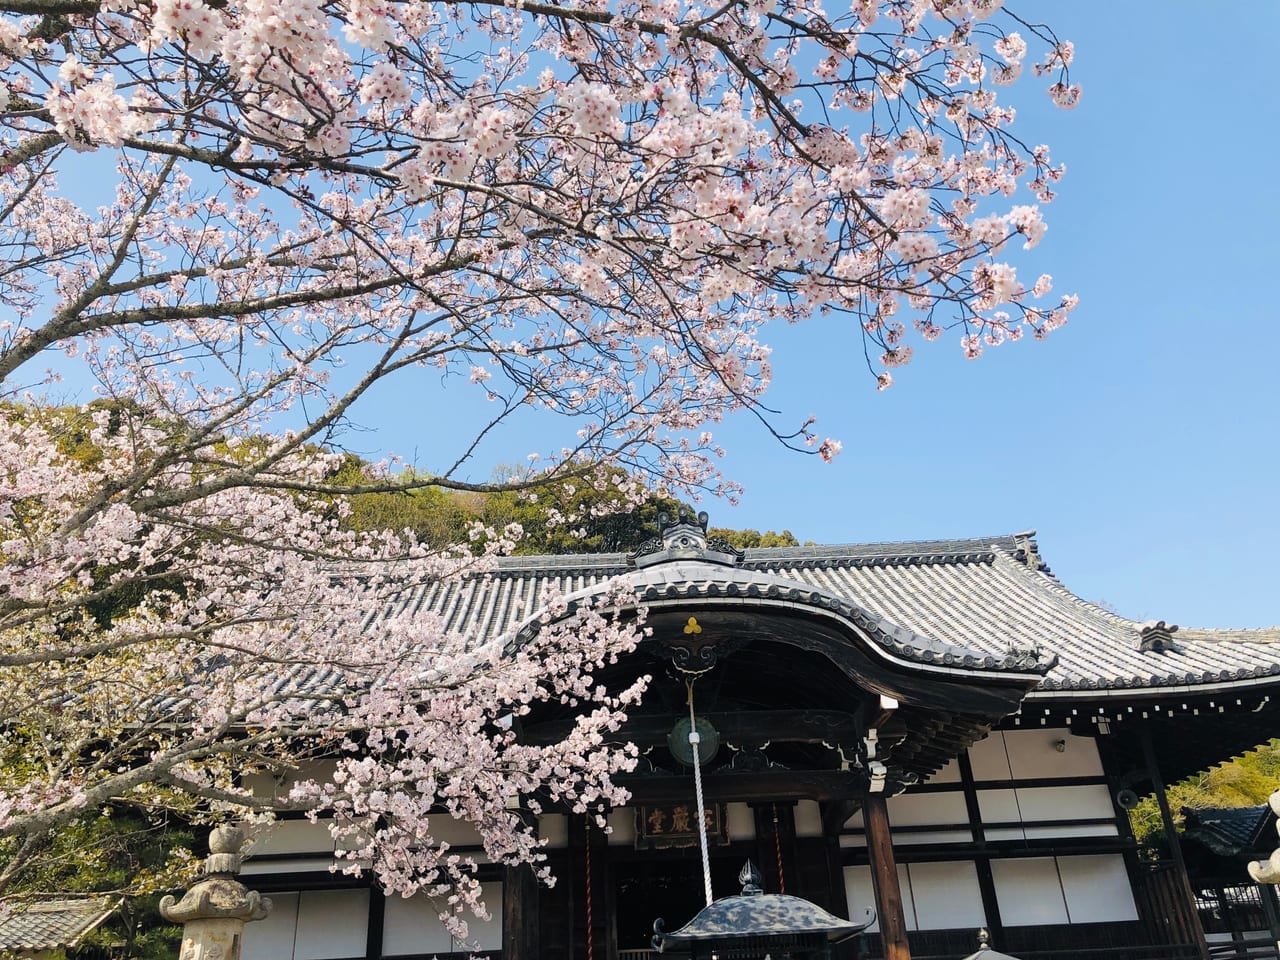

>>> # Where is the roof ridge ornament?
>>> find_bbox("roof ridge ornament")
[628,507,745,569]
[1137,620,1180,653]
[1012,530,1047,571]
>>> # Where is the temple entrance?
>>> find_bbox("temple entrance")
[613,852,744,952]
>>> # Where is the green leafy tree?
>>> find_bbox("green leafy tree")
[1130,740,1280,846]
[0,802,194,960]
[708,527,800,549]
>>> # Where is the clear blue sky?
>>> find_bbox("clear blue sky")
[357,6,1280,628]
[721,3,1280,630]
[703,4,1280,629]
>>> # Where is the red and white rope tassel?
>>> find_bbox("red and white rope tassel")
[585,820,594,960]
[773,803,786,894]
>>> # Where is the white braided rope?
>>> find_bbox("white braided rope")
[687,684,713,907]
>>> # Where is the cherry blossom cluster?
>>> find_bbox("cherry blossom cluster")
[0,0,1079,919]
[0,0,1076,487]
[0,405,649,913]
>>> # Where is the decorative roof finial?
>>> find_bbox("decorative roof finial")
[1137,620,1179,653]
[738,860,764,896]
[627,508,744,568]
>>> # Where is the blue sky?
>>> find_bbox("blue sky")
[698,3,1280,629]
[708,3,1280,629]
[360,6,1280,628]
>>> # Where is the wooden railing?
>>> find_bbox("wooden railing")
[1208,935,1280,960]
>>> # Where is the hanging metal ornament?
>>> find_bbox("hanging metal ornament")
[668,715,720,767]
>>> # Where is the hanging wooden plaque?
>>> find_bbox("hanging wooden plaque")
[635,802,730,850]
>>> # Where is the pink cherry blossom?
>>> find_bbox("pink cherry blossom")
[0,0,1078,915]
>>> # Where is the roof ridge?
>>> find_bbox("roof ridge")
[743,533,1026,561]
[988,546,1280,640]
[987,543,1145,631]
[488,533,1036,573]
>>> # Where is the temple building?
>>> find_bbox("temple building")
[238,513,1280,960]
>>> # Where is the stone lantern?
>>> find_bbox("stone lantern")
[160,825,271,960]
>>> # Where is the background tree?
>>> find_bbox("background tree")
[1131,742,1280,848]
[0,0,1076,927]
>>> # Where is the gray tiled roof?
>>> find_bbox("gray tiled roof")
[1183,805,1274,856]
[379,532,1280,696]
[0,898,119,952]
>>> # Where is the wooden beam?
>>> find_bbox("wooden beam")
[864,794,911,960]
[619,769,866,803]
[821,798,858,838]
[521,709,864,748]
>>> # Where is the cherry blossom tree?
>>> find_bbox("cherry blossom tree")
[0,0,1077,927]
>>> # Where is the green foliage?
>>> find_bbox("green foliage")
[1130,740,1280,846]
[0,805,193,960]
[707,527,799,549]
[339,460,806,556]
[340,463,686,554]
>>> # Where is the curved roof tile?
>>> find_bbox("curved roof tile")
[406,533,1279,695]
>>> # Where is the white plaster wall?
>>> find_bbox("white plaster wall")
[968,732,1014,781]
[726,802,755,840]
[977,784,1118,841]
[382,882,502,955]
[991,857,1070,926]
[843,864,912,933]
[538,814,567,848]
[794,800,823,838]
[976,788,1023,840]
[969,729,1103,782]
[1057,855,1138,923]
[843,861,985,932]
[608,808,637,845]
[1003,729,1104,780]
[1016,784,1114,822]
[241,889,369,960]
[426,816,485,848]
[241,856,339,876]
[886,791,972,845]
[246,819,336,857]
[929,758,962,784]
[887,792,969,826]
[243,760,340,802]
[242,892,301,959]
[298,890,371,959]
[905,861,985,930]
[991,855,1137,926]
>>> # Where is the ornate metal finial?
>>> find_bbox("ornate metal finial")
[160,825,271,924]
[738,860,764,896]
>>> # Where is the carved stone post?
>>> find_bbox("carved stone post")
[160,825,271,960]
[1248,790,1280,952]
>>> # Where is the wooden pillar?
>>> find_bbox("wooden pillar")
[365,886,384,960]
[502,863,539,960]
[863,794,910,960]
[958,752,1004,946]
[1141,722,1209,960]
